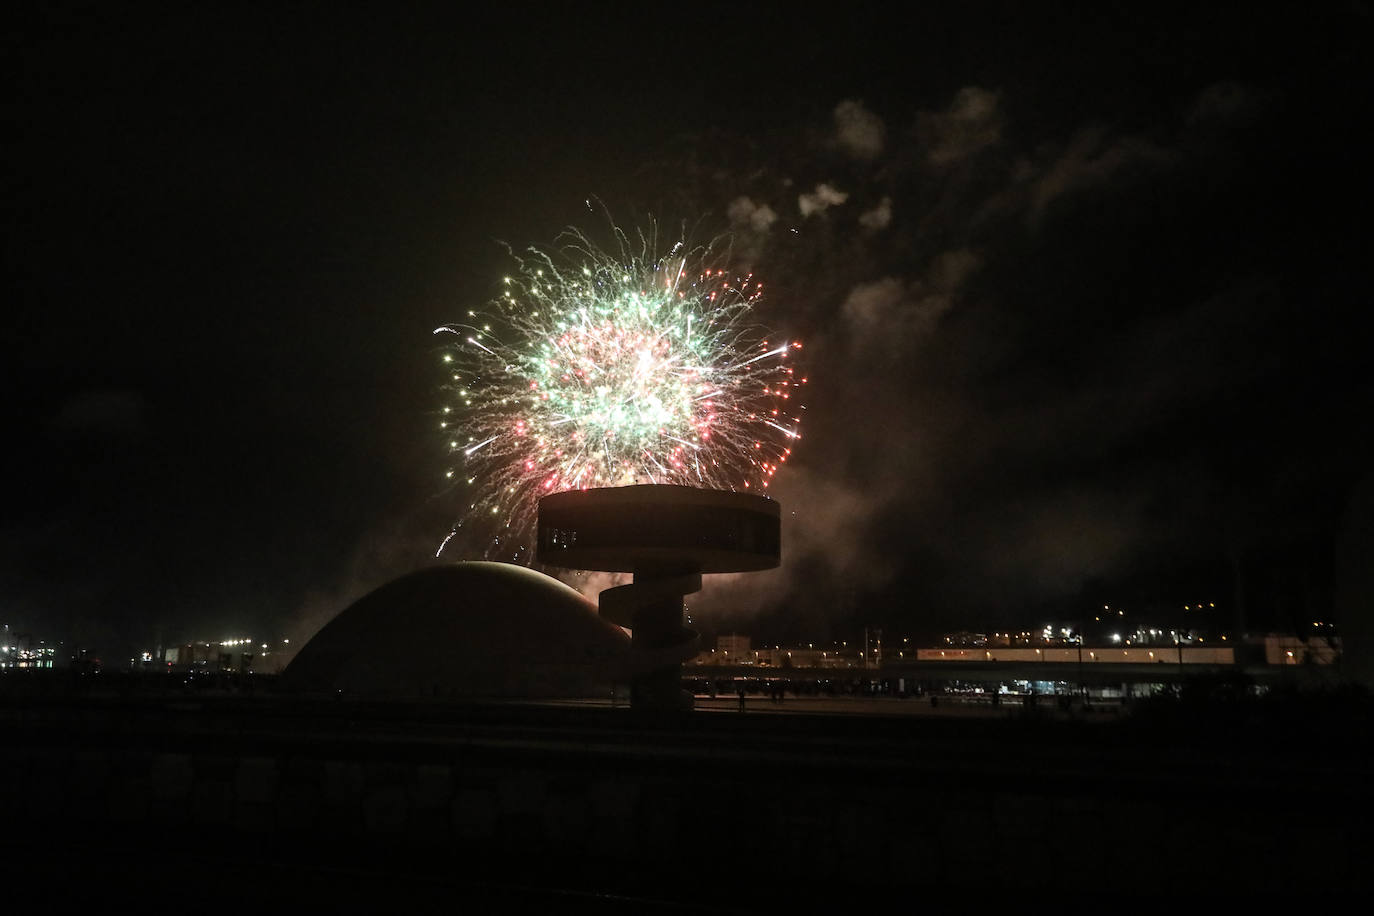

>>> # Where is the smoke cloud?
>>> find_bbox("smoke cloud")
[797,182,849,217]
[646,76,1314,638]
[842,250,978,355]
[833,99,886,159]
[917,86,1001,166]
[1031,125,1176,219]
[728,195,779,233]
[858,196,892,230]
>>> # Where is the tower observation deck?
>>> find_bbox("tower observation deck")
[538,484,781,711]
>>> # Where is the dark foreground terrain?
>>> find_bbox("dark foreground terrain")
[2,672,1370,909]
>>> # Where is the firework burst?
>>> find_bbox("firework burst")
[434,223,805,560]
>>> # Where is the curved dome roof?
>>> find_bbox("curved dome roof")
[282,561,633,698]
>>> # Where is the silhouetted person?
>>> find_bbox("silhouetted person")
[737,684,746,712]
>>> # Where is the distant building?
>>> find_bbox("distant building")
[716,634,750,660]
[692,633,1343,670]
[691,644,867,669]
[12,645,57,669]
[165,642,259,673]
[1263,635,1341,665]
[1,630,59,669]
[915,646,1237,664]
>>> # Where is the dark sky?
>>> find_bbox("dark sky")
[5,3,1371,658]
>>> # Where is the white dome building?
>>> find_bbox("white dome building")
[282,562,643,699]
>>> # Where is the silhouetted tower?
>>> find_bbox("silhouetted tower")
[538,484,781,712]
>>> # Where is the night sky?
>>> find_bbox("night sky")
[6,4,1371,660]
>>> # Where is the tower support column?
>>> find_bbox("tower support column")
[627,570,696,711]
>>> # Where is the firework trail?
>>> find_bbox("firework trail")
[434,222,805,560]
